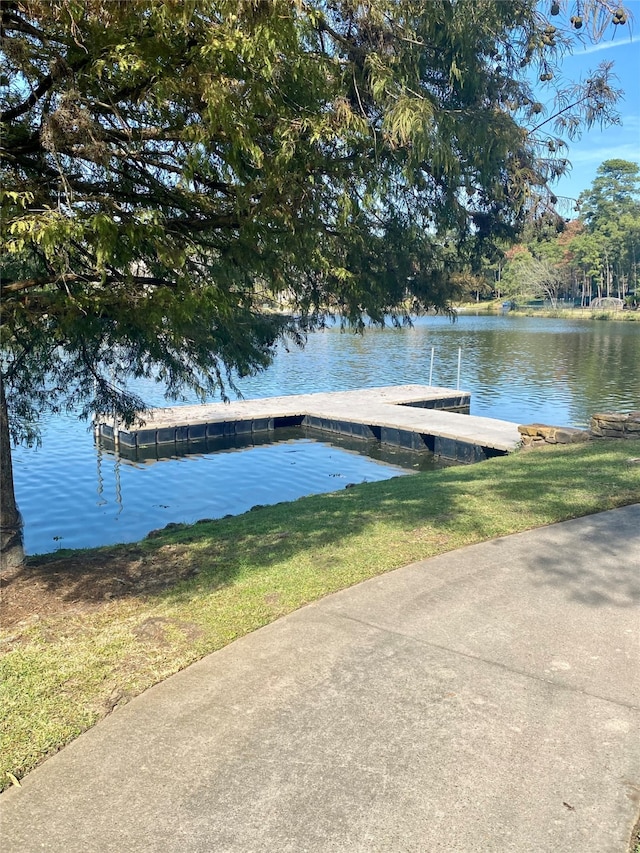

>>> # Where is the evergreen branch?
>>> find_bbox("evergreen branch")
[1,7,47,41]
[1,72,57,122]
[0,56,91,123]
[529,95,590,135]
[1,273,181,296]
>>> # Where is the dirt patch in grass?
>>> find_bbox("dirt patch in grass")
[0,545,197,631]
[132,615,205,645]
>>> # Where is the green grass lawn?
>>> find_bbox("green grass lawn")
[1,438,639,790]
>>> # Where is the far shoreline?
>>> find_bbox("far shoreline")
[454,301,639,322]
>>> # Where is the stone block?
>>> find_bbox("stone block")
[539,426,559,441]
[569,430,590,443]
[518,423,552,437]
[521,435,546,448]
[555,428,589,444]
[592,412,628,423]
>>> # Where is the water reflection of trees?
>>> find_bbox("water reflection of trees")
[398,321,638,426]
[562,327,640,423]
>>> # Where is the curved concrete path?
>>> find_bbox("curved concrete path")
[2,505,640,852]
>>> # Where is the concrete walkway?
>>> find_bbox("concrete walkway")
[2,505,639,852]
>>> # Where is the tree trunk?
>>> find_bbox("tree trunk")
[1,373,24,568]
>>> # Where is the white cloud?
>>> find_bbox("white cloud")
[570,36,636,55]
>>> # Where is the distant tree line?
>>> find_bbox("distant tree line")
[479,159,640,307]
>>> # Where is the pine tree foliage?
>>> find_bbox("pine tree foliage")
[573,159,640,299]
[0,0,632,560]
[577,159,640,228]
[494,160,640,305]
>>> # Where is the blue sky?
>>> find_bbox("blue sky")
[543,2,640,206]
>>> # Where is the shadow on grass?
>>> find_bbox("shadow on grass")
[4,439,639,619]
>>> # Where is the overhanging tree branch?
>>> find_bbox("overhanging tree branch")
[0,55,92,123]
[1,273,181,296]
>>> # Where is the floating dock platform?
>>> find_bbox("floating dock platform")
[97,385,522,463]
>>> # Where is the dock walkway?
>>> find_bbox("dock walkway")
[98,385,522,463]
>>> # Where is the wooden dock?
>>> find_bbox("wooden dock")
[97,385,522,463]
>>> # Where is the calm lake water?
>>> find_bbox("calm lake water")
[11,314,640,555]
